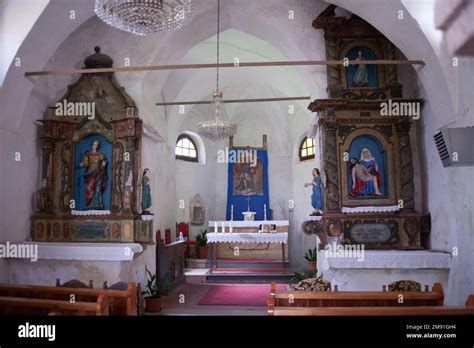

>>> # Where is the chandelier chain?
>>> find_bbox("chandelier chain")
[216,0,220,92]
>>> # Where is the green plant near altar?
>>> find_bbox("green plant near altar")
[293,269,318,282]
[304,248,317,262]
[304,248,317,271]
[195,229,209,259]
[142,267,171,313]
[143,267,171,299]
[196,229,208,247]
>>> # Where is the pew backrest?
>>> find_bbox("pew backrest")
[0,282,137,316]
[269,282,444,308]
[269,305,474,316]
[0,295,109,316]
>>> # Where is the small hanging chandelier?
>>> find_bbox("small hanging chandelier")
[197,0,237,141]
[95,0,193,36]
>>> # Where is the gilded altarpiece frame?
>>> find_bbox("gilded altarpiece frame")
[305,7,430,250]
[31,48,152,243]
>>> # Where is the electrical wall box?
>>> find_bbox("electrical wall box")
[434,127,474,167]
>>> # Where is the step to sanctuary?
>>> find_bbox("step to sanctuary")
[205,268,295,284]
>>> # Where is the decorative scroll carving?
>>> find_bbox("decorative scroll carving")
[403,218,420,248]
[342,90,387,101]
[374,125,393,140]
[302,220,327,249]
[337,125,357,139]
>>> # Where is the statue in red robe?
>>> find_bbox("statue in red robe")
[80,140,107,209]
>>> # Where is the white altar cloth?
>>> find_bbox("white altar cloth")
[16,242,143,262]
[319,250,451,273]
[341,205,399,214]
[208,220,289,227]
[207,232,288,244]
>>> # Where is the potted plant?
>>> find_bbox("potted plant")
[304,248,317,271]
[292,269,318,282]
[195,229,208,259]
[142,267,171,313]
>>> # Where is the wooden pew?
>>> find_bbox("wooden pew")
[0,295,109,316]
[269,282,444,307]
[0,282,137,316]
[268,295,474,316]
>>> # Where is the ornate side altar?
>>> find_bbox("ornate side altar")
[31,47,152,243]
[306,7,430,250]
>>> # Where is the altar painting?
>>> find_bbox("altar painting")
[226,150,269,221]
[347,135,387,199]
[232,159,264,196]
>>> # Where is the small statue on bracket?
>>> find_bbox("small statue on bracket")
[304,168,323,216]
[140,168,152,215]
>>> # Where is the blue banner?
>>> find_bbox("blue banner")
[226,150,270,221]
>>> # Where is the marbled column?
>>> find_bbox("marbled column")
[322,122,340,211]
[59,142,72,213]
[325,36,342,98]
[396,122,415,210]
[111,141,124,213]
[382,40,403,98]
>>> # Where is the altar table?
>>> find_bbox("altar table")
[207,232,289,271]
[208,220,289,262]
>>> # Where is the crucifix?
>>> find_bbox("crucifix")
[243,194,256,221]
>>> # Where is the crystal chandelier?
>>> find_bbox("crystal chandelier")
[95,0,193,36]
[197,0,237,141]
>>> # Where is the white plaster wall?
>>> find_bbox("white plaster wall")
[324,269,449,295]
[417,63,474,305]
[327,0,474,305]
[8,245,156,289]
[0,0,49,85]
[0,0,472,301]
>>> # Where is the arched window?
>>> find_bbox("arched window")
[299,136,316,161]
[175,134,198,162]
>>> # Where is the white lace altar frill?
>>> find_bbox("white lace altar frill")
[207,232,288,244]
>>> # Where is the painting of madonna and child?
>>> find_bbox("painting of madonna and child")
[347,135,388,199]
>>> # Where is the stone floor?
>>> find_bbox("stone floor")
[150,282,268,316]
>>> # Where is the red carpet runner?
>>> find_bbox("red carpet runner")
[197,284,287,306]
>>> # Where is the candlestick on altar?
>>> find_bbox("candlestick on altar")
[264,204,267,221]
[231,205,234,221]
[229,221,233,233]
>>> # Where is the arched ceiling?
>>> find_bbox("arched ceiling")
[164,28,315,144]
[0,0,456,136]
